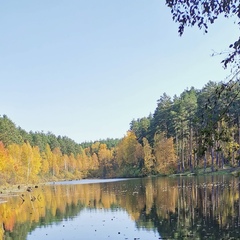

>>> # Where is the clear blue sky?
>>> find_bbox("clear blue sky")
[0,0,238,143]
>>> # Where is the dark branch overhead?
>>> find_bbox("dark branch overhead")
[165,0,240,69]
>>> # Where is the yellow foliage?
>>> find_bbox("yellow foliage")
[154,133,177,174]
[116,131,143,167]
[0,142,8,172]
[142,137,154,175]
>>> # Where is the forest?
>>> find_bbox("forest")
[0,80,240,184]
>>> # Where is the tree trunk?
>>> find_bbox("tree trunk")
[189,123,193,172]
[27,157,30,183]
[232,132,235,166]
[181,140,185,173]
[176,134,180,173]
[211,146,214,172]
[204,152,207,172]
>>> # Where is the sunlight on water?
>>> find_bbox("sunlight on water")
[48,178,130,185]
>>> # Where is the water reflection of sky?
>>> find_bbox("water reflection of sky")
[27,209,161,240]
[48,178,131,185]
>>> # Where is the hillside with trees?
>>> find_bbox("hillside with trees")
[0,79,240,184]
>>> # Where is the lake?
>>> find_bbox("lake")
[0,175,240,240]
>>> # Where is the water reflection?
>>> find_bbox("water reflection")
[0,176,239,239]
[28,209,160,240]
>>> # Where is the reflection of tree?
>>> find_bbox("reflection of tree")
[136,176,240,239]
[0,176,240,239]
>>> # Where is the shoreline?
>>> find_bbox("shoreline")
[169,166,240,177]
[1,167,240,204]
[0,183,43,204]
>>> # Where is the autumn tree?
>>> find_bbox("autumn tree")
[0,142,14,184]
[116,131,143,177]
[44,144,55,177]
[61,154,69,174]
[31,146,42,178]
[40,150,50,178]
[142,137,155,175]
[154,132,177,174]
[21,142,41,183]
[91,141,100,155]
[91,152,99,170]
[68,153,77,175]
[52,147,61,177]
[98,143,113,177]
[77,148,91,177]
[0,142,8,172]
[7,143,23,183]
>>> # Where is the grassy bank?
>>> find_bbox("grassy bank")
[169,166,240,177]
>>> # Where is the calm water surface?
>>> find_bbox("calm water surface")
[1,175,240,239]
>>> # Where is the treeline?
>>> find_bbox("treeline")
[0,114,177,183]
[0,80,240,183]
[130,80,240,173]
[0,115,119,156]
[0,115,120,183]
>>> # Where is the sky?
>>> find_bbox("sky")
[0,0,239,143]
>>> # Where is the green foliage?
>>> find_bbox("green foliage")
[130,115,152,143]
[1,78,240,179]
[0,115,23,146]
[150,93,173,142]
[80,138,120,149]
